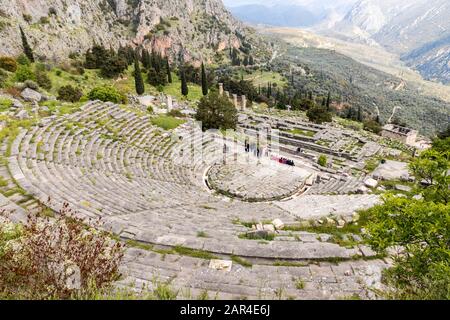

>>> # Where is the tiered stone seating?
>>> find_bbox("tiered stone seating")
[308,175,365,195]
[4,101,388,299]
[274,194,381,220]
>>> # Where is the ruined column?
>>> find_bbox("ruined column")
[219,83,224,96]
[233,94,238,109]
[167,95,173,112]
[241,95,247,111]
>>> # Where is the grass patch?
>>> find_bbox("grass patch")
[161,72,203,101]
[294,278,305,290]
[0,97,13,112]
[284,221,366,248]
[231,255,253,268]
[173,246,218,260]
[364,158,380,172]
[196,231,208,238]
[273,260,310,267]
[286,128,316,137]
[150,115,185,131]
[0,175,9,187]
[242,70,286,87]
[238,232,275,241]
[125,239,154,251]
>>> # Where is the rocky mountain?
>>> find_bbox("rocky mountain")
[0,0,269,65]
[402,36,450,85]
[228,0,450,84]
[317,0,450,84]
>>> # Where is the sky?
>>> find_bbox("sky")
[223,0,358,8]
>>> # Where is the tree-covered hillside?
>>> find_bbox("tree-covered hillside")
[271,46,450,136]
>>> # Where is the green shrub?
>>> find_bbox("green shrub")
[58,85,83,102]
[363,120,382,134]
[36,70,52,90]
[361,148,450,300]
[23,14,32,23]
[0,69,7,88]
[0,56,18,72]
[24,80,39,90]
[16,54,31,66]
[167,109,185,118]
[307,106,332,124]
[151,115,185,130]
[0,97,13,112]
[318,155,327,167]
[39,16,50,24]
[15,65,36,82]
[48,7,57,16]
[88,86,126,104]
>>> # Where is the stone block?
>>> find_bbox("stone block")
[364,178,378,188]
[272,218,284,230]
[209,259,232,272]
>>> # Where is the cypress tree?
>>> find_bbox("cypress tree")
[181,68,189,97]
[141,49,149,69]
[376,114,381,124]
[166,59,172,83]
[201,62,208,96]
[243,55,249,66]
[326,91,331,111]
[20,26,34,63]
[134,55,145,95]
[357,105,363,122]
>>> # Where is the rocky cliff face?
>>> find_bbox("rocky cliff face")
[0,0,268,64]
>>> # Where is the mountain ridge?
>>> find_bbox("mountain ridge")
[0,0,270,65]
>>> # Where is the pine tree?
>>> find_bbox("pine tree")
[181,68,189,97]
[134,55,145,95]
[201,62,208,96]
[20,26,34,63]
[166,59,172,83]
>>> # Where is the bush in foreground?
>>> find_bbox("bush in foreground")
[0,201,124,299]
[361,146,450,300]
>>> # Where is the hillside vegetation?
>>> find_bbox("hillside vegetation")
[271,45,450,136]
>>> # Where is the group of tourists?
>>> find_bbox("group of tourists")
[244,139,267,158]
[271,155,295,166]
